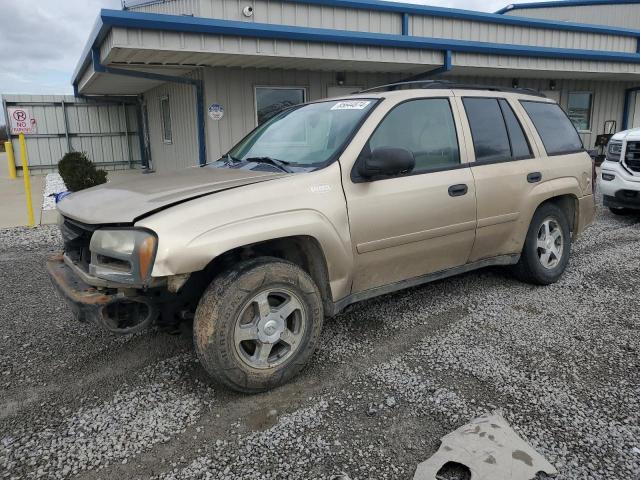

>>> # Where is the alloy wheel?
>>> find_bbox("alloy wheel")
[536,218,564,269]
[233,288,307,369]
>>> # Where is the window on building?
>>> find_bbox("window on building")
[367,98,460,174]
[255,87,306,125]
[160,96,172,144]
[567,92,593,132]
[521,101,584,156]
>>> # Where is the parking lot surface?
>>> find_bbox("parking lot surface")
[0,201,638,480]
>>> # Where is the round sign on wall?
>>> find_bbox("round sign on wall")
[208,103,224,120]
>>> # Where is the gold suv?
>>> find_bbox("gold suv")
[48,82,596,392]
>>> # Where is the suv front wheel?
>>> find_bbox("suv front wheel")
[513,203,571,285]
[193,257,324,393]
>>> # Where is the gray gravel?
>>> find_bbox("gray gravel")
[1,200,639,480]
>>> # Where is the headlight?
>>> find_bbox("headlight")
[606,140,623,162]
[89,229,158,285]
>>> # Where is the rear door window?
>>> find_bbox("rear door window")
[520,101,584,156]
[463,98,512,163]
[498,99,532,160]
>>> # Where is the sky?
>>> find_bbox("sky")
[0,0,531,124]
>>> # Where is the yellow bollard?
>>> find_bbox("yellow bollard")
[18,133,36,227]
[4,141,17,179]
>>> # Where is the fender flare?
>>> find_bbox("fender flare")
[153,209,354,300]
[518,176,583,247]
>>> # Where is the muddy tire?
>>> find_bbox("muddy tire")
[512,203,571,285]
[193,257,324,393]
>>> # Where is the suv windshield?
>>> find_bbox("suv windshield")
[224,99,377,170]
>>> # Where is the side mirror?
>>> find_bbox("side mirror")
[358,147,415,179]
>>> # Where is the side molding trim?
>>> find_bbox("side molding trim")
[329,254,520,315]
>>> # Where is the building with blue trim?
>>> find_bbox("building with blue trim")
[71,0,640,171]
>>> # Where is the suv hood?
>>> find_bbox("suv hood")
[612,127,640,141]
[57,167,283,224]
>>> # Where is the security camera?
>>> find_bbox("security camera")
[242,5,254,17]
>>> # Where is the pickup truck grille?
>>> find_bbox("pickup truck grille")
[60,217,96,272]
[625,141,640,173]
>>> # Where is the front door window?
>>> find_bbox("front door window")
[366,98,460,174]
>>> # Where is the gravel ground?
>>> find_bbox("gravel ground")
[42,174,67,211]
[0,200,638,480]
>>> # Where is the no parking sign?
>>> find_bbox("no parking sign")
[8,107,37,134]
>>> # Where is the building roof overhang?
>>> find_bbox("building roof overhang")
[73,7,640,95]
[497,0,640,15]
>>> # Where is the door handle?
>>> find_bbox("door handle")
[527,172,542,183]
[448,184,468,197]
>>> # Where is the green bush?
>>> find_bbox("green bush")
[58,152,107,192]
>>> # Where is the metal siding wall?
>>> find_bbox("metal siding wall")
[142,70,201,171]
[107,25,640,74]
[128,0,201,15]
[78,63,97,93]
[130,0,404,34]
[100,30,115,62]
[504,4,640,30]
[451,51,640,75]
[411,16,636,53]
[125,0,633,52]
[111,27,442,70]
[2,95,141,173]
[251,0,401,34]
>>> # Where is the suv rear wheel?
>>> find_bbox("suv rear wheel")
[513,203,571,285]
[193,257,324,393]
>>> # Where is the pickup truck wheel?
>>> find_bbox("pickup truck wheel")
[609,207,633,216]
[513,203,571,285]
[193,257,323,393]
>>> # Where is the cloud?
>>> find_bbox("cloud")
[0,0,120,122]
[0,0,528,124]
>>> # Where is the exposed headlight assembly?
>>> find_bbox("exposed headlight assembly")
[89,229,158,285]
[606,140,623,162]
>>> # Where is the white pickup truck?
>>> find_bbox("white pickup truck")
[600,128,640,214]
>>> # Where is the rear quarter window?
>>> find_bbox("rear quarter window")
[520,101,584,156]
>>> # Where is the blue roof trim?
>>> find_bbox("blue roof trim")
[274,0,640,36]
[496,0,640,14]
[72,9,640,88]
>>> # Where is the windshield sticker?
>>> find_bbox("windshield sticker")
[330,100,371,111]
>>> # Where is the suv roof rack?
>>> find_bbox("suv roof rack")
[358,80,546,97]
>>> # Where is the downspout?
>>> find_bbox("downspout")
[135,97,149,170]
[89,47,207,166]
[622,86,640,131]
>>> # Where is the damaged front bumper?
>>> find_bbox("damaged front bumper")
[46,254,158,334]
[47,254,117,323]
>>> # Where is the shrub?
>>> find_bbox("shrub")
[58,152,107,192]
[0,125,7,151]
